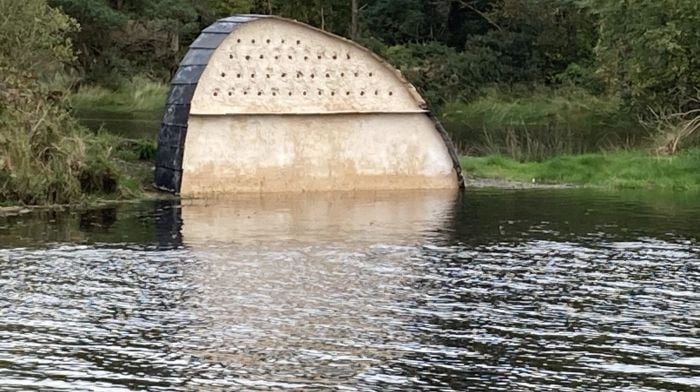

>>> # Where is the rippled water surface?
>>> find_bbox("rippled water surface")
[1,189,699,391]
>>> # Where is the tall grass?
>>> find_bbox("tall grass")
[0,99,137,205]
[70,76,168,113]
[442,88,640,160]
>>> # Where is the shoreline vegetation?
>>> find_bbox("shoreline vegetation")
[461,149,700,192]
[71,82,700,193]
[2,0,699,207]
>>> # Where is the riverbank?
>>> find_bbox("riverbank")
[66,82,700,195]
[460,148,700,191]
[0,128,158,208]
[440,88,641,160]
[71,78,168,114]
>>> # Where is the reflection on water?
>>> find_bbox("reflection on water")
[0,189,698,390]
[75,109,161,139]
[181,190,457,245]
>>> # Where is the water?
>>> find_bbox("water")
[1,189,698,391]
[75,109,161,139]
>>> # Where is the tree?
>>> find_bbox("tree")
[0,0,82,203]
[197,0,253,23]
[50,0,199,83]
[586,0,700,113]
[251,0,353,36]
[362,0,451,45]
[465,0,597,85]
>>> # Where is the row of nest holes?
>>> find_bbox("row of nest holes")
[220,71,374,79]
[212,90,394,97]
[230,53,354,61]
[236,38,308,47]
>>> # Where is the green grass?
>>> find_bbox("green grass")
[442,87,641,160]
[460,148,700,191]
[70,77,168,113]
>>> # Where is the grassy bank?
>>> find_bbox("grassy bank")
[71,77,168,113]
[441,88,640,160]
[0,127,156,207]
[460,149,700,191]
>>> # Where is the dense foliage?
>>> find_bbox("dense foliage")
[1,0,699,204]
[49,0,199,84]
[587,0,700,113]
[0,0,133,204]
[47,0,699,115]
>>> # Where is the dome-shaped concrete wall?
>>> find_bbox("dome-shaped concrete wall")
[155,15,463,195]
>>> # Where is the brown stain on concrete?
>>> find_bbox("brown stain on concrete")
[180,114,458,196]
[179,17,460,195]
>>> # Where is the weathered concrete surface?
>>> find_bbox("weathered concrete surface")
[158,15,462,195]
[181,114,456,195]
[190,18,424,114]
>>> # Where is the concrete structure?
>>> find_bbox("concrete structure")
[155,15,463,195]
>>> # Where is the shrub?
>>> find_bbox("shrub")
[0,0,128,205]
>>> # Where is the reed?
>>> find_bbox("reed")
[442,87,640,160]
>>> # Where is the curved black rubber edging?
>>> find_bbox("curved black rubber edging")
[154,16,258,192]
[154,15,464,193]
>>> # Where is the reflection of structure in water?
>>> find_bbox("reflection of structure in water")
[175,190,458,383]
[180,189,458,245]
[155,15,463,195]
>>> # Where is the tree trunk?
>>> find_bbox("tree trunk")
[351,0,358,40]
